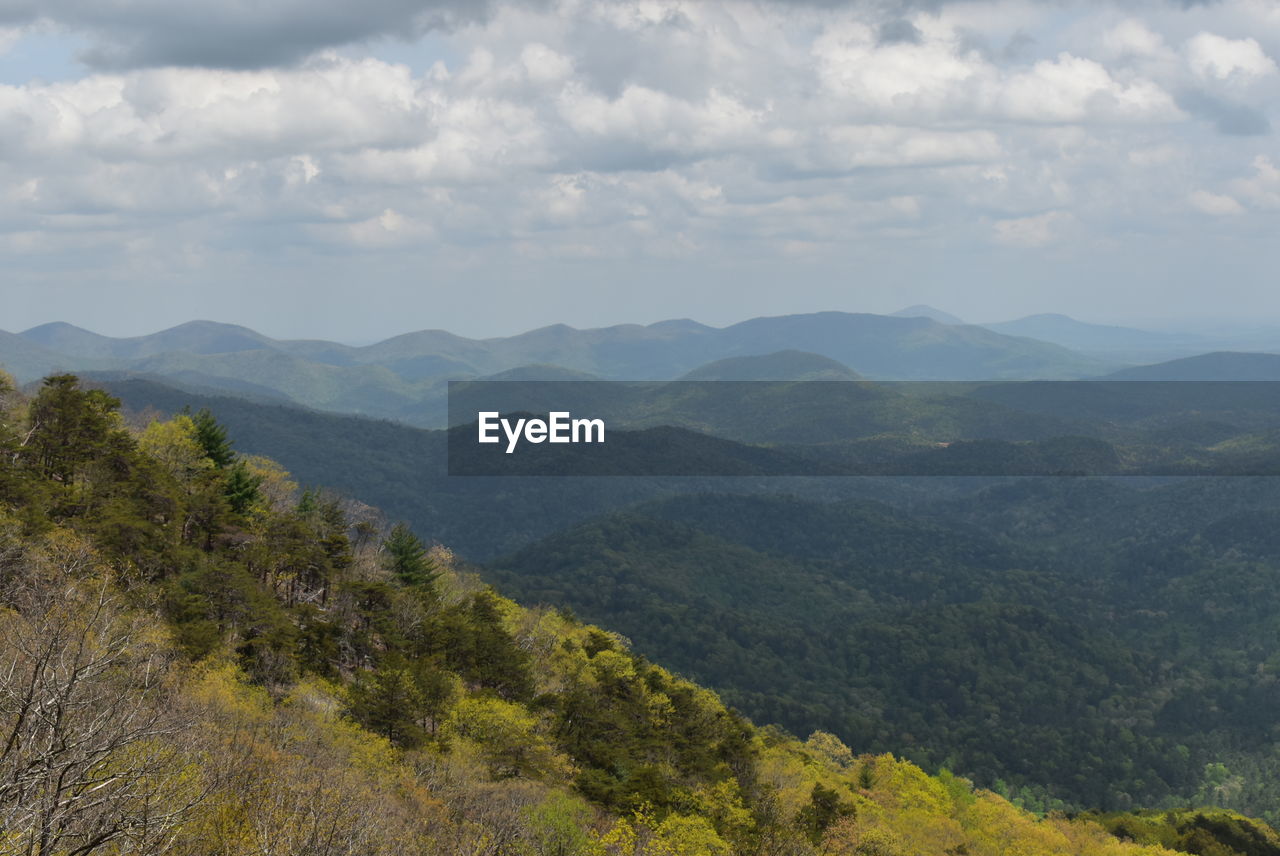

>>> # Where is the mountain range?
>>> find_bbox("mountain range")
[3,313,1118,425]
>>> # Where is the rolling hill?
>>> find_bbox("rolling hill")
[1102,352,1280,381]
[3,312,1122,425]
[889,304,966,324]
[984,314,1211,361]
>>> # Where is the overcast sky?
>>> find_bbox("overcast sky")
[1,0,1277,341]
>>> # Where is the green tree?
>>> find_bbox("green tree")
[224,461,264,515]
[189,407,235,468]
[25,375,123,484]
[384,522,439,590]
[349,659,427,748]
[796,782,854,843]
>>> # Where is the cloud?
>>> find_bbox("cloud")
[1186,32,1276,80]
[0,0,510,70]
[1102,19,1169,60]
[992,210,1072,247]
[814,21,1180,125]
[1188,189,1245,215]
[0,0,1274,325]
[1231,156,1280,208]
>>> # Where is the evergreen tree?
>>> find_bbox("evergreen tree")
[384,522,438,590]
[224,461,264,515]
[189,407,235,468]
[349,659,427,748]
[25,374,122,483]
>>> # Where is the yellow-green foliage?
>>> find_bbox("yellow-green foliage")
[448,694,573,780]
[138,414,213,482]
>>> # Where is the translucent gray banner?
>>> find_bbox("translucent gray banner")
[446,380,1280,476]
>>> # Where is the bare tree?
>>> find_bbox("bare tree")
[0,538,199,856]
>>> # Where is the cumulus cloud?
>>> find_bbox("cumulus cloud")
[1186,32,1276,81]
[0,0,1277,338]
[814,22,1180,124]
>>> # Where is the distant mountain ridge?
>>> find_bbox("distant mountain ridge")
[889,304,966,324]
[3,312,1120,424]
[679,350,863,381]
[982,313,1216,362]
[1102,351,1280,381]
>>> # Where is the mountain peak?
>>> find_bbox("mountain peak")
[889,305,966,325]
[20,321,113,347]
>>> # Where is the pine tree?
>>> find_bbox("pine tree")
[189,408,235,468]
[224,461,264,514]
[383,522,438,590]
[349,660,426,747]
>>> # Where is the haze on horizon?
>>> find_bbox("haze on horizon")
[2,0,1278,342]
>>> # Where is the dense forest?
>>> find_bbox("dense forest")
[4,371,1279,854]
[489,489,1280,821]
[91,374,1280,822]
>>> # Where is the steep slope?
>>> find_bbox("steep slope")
[487,496,1175,812]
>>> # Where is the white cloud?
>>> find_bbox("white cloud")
[1186,32,1276,81]
[1103,20,1169,60]
[1188,189,1245,215]
[992,210,1073,247]
[994,54,1180,123]
[1230,156,1280,209]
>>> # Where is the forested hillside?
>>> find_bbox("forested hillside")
[4,370,1276,855]
[491,488,1280,821]
[86,373,1280,823]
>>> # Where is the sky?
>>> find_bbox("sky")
[1,0,1278,342]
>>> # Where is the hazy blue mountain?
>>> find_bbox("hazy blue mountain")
[19,322,123,358]
[713,313,1111,379]
[19,311,1116,380]
[1102,351,1280,381]
[477,364,603,381]
[22,319,281,359]
[983,314,1201,360]
[7,311,1125,423]
[124,349,434,417]
[0,330,107,382]
[889,304,966,324]
[679,350,862,381]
